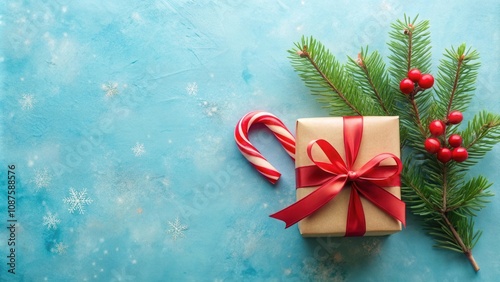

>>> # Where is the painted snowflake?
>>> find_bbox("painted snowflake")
[102,82,119,97]
[186,82,198,96]
[52,241,68,254]
[42,212,61,230]
[32,168,52,192]
[131,142,146,157]
[19,94,35,110]
[167,217,188,240]
[63,188,93,214]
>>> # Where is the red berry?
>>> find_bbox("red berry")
[418,74,435,89]
[448,110,463,124]
[399,78,415,94]
[424,138,441,154]
[448,134,462,148]
[429,120,446,136]
[408,68,422,82]
[437,148,452,163]
[452,147,468,162]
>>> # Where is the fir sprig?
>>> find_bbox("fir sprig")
[461,111,500,167]
[289,37,376,116]
[288,15,500,271]
[388,15,432,78]
[389,16,434,142]
[346,48,394,116]
[433,44,480,121]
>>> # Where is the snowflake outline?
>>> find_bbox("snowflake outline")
[31,168,52,192]
[131,142,146,157]
[19,94,35,110]
[52,241,68,254]
[42,211,61,230]
[186,82,198,96]
[102,82,119,97]
[167,217,188,240]
[63,188,93,214]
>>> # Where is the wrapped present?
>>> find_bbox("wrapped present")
[270,116,405,237]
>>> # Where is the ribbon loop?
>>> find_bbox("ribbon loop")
[270,116,405,236]
[307,139,347,176]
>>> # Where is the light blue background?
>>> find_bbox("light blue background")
[1,0,499,281]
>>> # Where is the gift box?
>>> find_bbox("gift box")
[270,116,405,237]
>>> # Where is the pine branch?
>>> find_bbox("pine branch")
[409,96,427,137]
[440,214,480,271]
[288,15,500,272]
[401,158,441,215]
[388,15,433,141]
[346,48,394,116]
[427,215,462,252]
[446,176,494,216]
[460,111,500,167]
[289,36,380,116]
[433,44,480,120]
[385,18,495,271]
[388,15,432,80]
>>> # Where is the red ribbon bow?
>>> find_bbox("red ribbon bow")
[270,116,406,236]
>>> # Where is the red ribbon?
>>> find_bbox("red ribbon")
[270,116,405,236]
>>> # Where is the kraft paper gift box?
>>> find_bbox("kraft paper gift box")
[294,116,403,237]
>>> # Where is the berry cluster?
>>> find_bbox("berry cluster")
[399,68,434,95]
[425,110,468,163]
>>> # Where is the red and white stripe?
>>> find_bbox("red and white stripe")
[234,111,295,184]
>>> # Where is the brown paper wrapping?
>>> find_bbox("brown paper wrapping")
[295,116,402,237]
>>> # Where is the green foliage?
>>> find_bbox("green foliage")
[388,15,432,79]
[401,157,439,216]
[432,44,481,121]
[289,36,378,116]
[346,47,395,116]
[448,176,494,217]
[460,111,500,167]
[387,15,434,148]
[288,15,500,270]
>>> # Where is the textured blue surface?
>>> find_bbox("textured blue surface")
[1,1,499,281]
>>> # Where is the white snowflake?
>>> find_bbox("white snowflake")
[31,168,52,192]
[52,241,68,254]
[63,188,93,214]
[131,142,146,157]
[19,94,35,110]
[42,212,61,230]
[186,82,198,96]
[102,82,119,97]
[167,217,188,240]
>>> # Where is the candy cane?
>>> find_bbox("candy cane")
[234,111,295,184]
